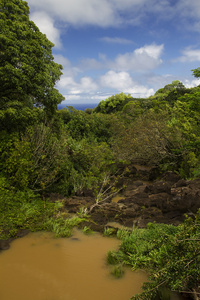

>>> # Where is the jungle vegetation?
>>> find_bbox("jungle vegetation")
[0,1,200,299]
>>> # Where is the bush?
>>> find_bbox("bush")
[106,215,200,300]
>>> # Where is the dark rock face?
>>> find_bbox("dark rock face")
[63,170,200,230]
[160,171,181,183]
[145,182,172,194]
[0,240,10,250]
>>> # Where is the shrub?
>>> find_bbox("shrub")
[106,215,200,300]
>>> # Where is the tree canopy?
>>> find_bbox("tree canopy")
[0,0,64,131]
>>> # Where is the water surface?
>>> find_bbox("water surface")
[0,230,147,300]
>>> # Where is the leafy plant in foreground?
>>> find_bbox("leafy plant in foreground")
[44,216,85,238]
[106,214,200,300]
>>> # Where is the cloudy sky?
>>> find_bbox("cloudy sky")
[27,0,200,108]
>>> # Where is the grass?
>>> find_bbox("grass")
[111,264,125,278]
[82,226,94,235]
[103,227,116,236]
[0,183,85,239]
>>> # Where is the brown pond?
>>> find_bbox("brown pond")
[0,230,148,300]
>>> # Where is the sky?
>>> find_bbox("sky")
[27,0,200,108]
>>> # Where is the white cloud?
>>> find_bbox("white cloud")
[100,37,134,44]
[175,0,200,33]
[177,0,200,19]
[134,44,163,59]
[28,0,200,33]
[28,0,118,27]
[58,76,98,95]
[60,93,109,106]
[193,21,200,33]
[53,55,71,68]
[63,95,82,101]
[57,69,155,105]
[100,70,133,90]
[53,54,81,77]
[113,43,164,71]
[110,0,147,10]
[30,11,62,48]
[147,74,179,90]
[79,43,164,72]
[79,58,104,71]
[100,70,154,97]
[176,47,200,62]
[184,78,200,88]
[27,0,178,28]
[90,94,110,101]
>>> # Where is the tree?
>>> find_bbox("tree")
[192,67,200,79]
[94,93,133,114]
[0,0,64,131]
[152,81,188,108]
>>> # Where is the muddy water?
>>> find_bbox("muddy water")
[0,230,148,300]
[112,195,125,203]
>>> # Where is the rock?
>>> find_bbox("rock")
[16,229,30,238]
[137,169,150,181]
[173,179,187,188]
[148,193,172,211]
[64,196,95,213]
[164,211,184,221]
[171,185,200,212]
[140,207,163,219]
[124,219,135,227]
[149,167,161,181]
[128,166,138,176]
[145,181,172,194]
[61,168,200,231]
[187,178,200,189]
[160,171,181,183]
[75,188,94,197]
[119,195,149,207]
[122,207,138,218]
[0,240,10,250]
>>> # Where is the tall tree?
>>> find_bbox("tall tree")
[0,0,64,131]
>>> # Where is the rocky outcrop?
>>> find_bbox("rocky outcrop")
[63,170,200,229]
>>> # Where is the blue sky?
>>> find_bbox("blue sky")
[27,0,200,108]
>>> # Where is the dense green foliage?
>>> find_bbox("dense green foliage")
[1,1,200,299]
[0,0,64,133]
[107,212,200,299]
[0,176,85,239]
[94,92,133,113]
